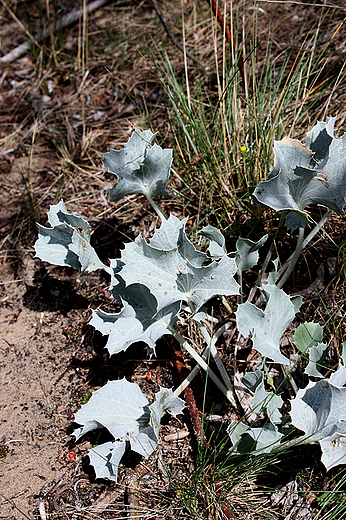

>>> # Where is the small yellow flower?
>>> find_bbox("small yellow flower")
[240,145,247,156]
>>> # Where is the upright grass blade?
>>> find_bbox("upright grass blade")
[144,2,343,229]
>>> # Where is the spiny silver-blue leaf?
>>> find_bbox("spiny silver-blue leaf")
[116,215,239,313]
[89,284,181,357]
[198,225,227,259]
[103,129,172,202]
[290,365,346,470]
[253,118,346,230]
[234,235,268,273]
[34,200,107,273]
[236,285,301,365]
[73,378,185,481]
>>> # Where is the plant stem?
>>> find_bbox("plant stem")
[276,209,332,288]
[188,302,240,409]
[146,194,167,221]
[174,323,245,416]
[198,322,234,392]
[170,327,238,408]
[301,209,333,249]
[174,354,207,396]
[173,321,232,394]
[238,270,243,304]
[248,211,287,303]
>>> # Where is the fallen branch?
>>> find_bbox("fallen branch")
[0,0,109,64]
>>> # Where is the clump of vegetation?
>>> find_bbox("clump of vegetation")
[35,121,346,484]
[0,445,9,459]
[2,1,346,518]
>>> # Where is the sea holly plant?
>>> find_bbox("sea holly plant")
[290,365,346,471]
[253,117,346,288]
[34,200,110,274]
[103,128,172,220]
[73,379,185,481]
[34,122,346,480]
[236,284,303,366]
[253,117,346,230]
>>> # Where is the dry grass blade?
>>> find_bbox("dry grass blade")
[261,0,346,12]
[0,0,41,54]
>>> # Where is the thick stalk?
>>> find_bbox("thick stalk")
[198,322,234,392]
[302,210,333,248]
[170,327,238,408]
[188,302,237,402]
[174,347,209,396]
[174,323,239,400]
[238,270,243,304]
[146,194,167,221]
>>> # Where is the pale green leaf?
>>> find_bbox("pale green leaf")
[70,230,108,273]
[290,365,346,442]
[198,225,226,259]
[149,215,207,267]
[74,378,149,441]
[228,420,282,454]
[89,284,181,357]
[294,322,324,353]
[149,387,185,442]
[251,378,284,425]
[245,423,283,454]
[35,224,79,268]
[118,215,239,313]
[88,441,126,481]
[35,200,107,273]
[290,365,346,470]
[242,369,263,393]
[320,433,346,471]
[73,378,185,481]
[234,235,268,273]
[305,117,335,161]
[242,369,283,424]
[47,199,89,228]
[329,364,346,387]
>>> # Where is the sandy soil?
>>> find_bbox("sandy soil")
[0,254,84,518]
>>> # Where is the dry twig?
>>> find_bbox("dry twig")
[151,0,204,70]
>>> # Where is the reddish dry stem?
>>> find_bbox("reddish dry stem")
[172,342,203,441]
[206,0,245,84]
